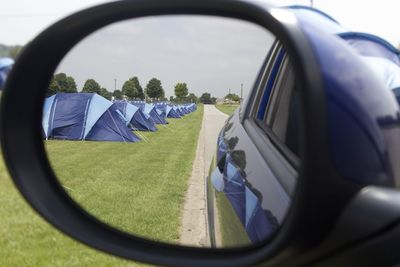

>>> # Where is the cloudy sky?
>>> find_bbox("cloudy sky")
[56,16,273,98]
[1,0,400,98]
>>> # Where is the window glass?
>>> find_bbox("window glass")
[256,48,286,121]
[255,56,302,158]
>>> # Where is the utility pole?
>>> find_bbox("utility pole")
[114,79,117,91]
[310,0,314,7]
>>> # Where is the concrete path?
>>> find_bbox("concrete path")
[179,105,228,247]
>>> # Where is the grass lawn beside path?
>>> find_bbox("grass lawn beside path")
[0,155,137,267]
[215,104,239,116]
[0,105,203,266]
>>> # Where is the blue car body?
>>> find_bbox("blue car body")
[207,5,400,247]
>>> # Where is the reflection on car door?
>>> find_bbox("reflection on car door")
[207,42,303,248]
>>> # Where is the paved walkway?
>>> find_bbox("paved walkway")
[179,105,228,247]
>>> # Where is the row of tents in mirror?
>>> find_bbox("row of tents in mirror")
[42,92,197,143]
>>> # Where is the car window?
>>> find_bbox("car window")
[253,53,302,160]
[269,63,302,157]
[255,45,286,121]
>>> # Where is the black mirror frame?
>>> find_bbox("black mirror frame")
[0,1,361,266]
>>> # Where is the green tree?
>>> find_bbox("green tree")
[225,93,240,102]
[130,77,144,99]
[200,92,212,103]
[66,77,77,91]
[187,93,198,103]
[47,79,58,96]
[9,45,23,59]
[121,76,144,100]
[174,82,189,99]
[169,96,175,102]
[82,79,101,94]
[47,73,77,96]
[100,88,112,100]
[121,80,136,100]
[113,89,123,100]
[145,78,164,100]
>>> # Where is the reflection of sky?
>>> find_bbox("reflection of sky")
[56,16,275,98]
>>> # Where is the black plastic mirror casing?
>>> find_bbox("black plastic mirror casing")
[0,1,362,266]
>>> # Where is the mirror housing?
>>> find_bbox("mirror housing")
[0,1,369,266]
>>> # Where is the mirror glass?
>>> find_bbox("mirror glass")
[44,15,302,248]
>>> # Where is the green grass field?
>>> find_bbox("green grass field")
[0,105,203,266]
[215,104,239,116]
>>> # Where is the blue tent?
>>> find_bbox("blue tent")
[166,105,181,118]
[154,102,167,118]
[211,153,278,243]
[187,103,197,112]
[173,106,185,117]
[339,32,400,67]
[178,105,188,115]
[361,56,400,91]
[131,101,145,111]
[287,5,400,92]
[144,103,168,124]
[156,108,166,119]
[183,106,190,114]
[113,102,157,131]
[0,57,14,89]
[336,32,400,91]
[43,93,140,142]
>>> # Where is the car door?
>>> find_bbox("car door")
[208,41,303,248]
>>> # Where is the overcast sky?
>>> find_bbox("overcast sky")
[1,0,400,98]
[55,16,273,98]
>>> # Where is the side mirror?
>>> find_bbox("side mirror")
[2,1,400,267]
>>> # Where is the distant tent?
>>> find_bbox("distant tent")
[339,32,400,67]
[166,105,181,118]
[43,93,140,142]
[187,103,197,112]
[113,102,157,131]
[286,6,400,95]
[131,101,145,111]
[156,108,166,119]
[361,56,400,90]
[178,105,187,115]
[182,106,190,114]
[144,103,168,124]
[0,57,14,89]
[154,103,167,118]
[173,106,185,117]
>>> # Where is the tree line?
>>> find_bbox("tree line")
[47,73,225,104]
[47,73,168,101]
[0,44,23,59]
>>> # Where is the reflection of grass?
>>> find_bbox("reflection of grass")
[215,104,239,116]
[216,193,251,247]
[0,106,202,266]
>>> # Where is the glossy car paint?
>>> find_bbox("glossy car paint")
[295,12,400,187]
[208,108,295,247]
[208,6,400,247]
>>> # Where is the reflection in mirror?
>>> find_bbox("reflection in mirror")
[44,15,300,248]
